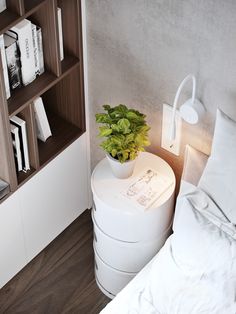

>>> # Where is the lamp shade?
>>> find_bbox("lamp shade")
[180,98,205,124]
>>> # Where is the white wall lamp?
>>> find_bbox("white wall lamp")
[170,74,205,141]
[161,74,205,156]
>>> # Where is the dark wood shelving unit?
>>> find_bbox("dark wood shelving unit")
[0,0,85,196]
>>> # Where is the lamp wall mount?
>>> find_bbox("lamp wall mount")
[161,103,182,156]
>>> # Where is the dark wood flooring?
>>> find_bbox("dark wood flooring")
[0,210,110,314]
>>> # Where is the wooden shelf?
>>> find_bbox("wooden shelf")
[38,113,83,167]
[0,9,21,35]
[24,0,47,14]
[8,56,79,117]
[17,167,36,186]
[61,55,80,75]
[0,0,85,193]
[8,71,57,117]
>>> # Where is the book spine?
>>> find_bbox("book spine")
[0,34,10,99]
[10,116,30,171]
[11,19,36,86]
[0,0,6,13]
[10,123,23,172]
[11,120,26,170]
[33,97,52,142]
[31,23,40,76]
[36,27,45,75]
[57,7,64,61]
[4,38,22,91]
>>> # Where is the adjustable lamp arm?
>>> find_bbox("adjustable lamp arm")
[170,74,196,141]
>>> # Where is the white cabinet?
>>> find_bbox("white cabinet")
[91,152,176,298]
[19,134,89,262]
[0,134,89,288]
[0,193,26,288]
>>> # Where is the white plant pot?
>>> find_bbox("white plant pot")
[106,154,136,179]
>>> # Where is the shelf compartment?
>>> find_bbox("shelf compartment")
[28,0,60,76]
[38,113,83,166]
[7,55,80,117]
[42,65,85,132]
[8,71,57,117]
[57,0,82,60]
[10,104,39,186]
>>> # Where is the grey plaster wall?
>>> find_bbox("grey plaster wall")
[86,0,236,179]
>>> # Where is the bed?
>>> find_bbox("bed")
[100,109,236,314]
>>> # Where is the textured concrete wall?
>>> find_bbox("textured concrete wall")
[86,0,236,181]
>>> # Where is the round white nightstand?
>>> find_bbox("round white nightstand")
[91,152,176,299]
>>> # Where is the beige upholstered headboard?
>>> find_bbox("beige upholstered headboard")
[181,145,209,186]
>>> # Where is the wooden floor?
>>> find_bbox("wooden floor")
[0,210,110,314]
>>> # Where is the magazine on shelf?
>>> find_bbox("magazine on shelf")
[0,34,10,98]
[4,33,22,90]
[10,123,23,172]
[33,96,52,142]
[121,168,174,210]
[10,115,30,172]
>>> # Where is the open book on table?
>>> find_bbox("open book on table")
[121,168,174,210]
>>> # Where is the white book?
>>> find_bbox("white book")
[10,115,30,171]
[57,7,64,61]
[10,123,23,172]
[31,23,40,76]
[10,19,36,86]
[0,0,6,13]
[36,26,44,75]
[0,34,10,99]
[33,96,52,142]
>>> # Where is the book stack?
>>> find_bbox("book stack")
[0,7,65,99]
[10,115,30,173]
[1,18,45,98]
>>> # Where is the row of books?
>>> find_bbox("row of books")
[0,18,45,99]
[0,7,64,100]
[11,96,52,173]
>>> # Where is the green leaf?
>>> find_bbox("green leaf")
[103,104,111,111]
[98,126,112,137]
[117,118,131,134]
[95,113,112,124]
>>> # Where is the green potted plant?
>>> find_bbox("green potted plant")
[95,104,151,178]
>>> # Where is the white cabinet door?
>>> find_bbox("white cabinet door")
[0,193,26,288]
[19,134,89,262]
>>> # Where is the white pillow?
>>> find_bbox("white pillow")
[171,190,233,272]
[198,109,236,223]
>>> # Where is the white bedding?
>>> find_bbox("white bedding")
[100,182,236,314]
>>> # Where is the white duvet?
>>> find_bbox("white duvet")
[101,182,236,314]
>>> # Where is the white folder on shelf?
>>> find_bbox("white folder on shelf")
[33,96,52,142]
